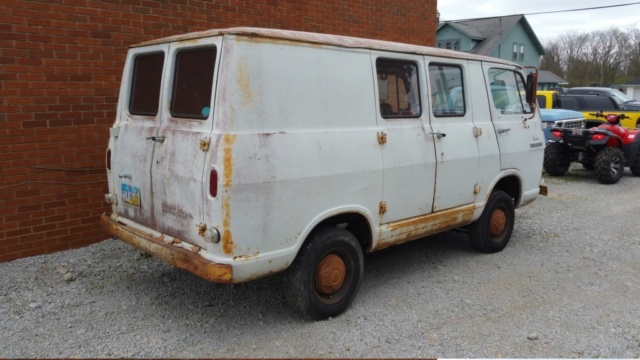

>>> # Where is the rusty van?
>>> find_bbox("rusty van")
[101,27,546,320]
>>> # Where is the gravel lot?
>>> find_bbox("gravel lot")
[2,165,640,358]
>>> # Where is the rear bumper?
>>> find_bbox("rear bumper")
[100,212,233,283]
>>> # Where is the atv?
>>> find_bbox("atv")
[544,111,640,184]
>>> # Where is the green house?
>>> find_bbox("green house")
[436,14,545,67]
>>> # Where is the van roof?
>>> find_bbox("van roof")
[132,27,517,66]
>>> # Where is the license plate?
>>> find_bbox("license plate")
[121,184,141,208]
[572,128,581,135]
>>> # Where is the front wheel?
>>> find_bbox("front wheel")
[595,147,624,184]
[284,227,364,320]
[469,190,515,253]
[543,143,570,176]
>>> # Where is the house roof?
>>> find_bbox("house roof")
[438,15,545,57]
[538,70,567,85]
[624,77,640,86]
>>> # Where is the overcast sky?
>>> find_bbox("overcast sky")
[437,0,640,43]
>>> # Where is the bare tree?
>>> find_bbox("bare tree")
[541,26,639,86]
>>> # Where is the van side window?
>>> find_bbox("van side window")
[376,59,421,118]
[488,68,532,114]
[171,47,217,119]
[429,64,465,117]
[129,52,165,116]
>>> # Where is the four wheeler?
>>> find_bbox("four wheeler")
[544,111,640,184]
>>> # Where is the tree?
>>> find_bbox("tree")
[540,26,640,86]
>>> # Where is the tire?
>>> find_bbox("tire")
[284,227,364,320]
[594,147,624,184]
[631,152,640,176]
[581,152,595,170]
[469,190,515,253]
[543,143,570,176]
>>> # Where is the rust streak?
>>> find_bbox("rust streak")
[222,134,237,255]
[376,205,476,251]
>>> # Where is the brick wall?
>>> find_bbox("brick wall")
[0,0,438,262]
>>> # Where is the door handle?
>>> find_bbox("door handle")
[497,128,511,134]
[430,132,446,139]
[146,136,165,143]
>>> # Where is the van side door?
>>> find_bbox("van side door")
[482,64,544,201]
[426,60,482,211]
[372,54,436,223]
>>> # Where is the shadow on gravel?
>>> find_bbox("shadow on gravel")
[105,229,483,326]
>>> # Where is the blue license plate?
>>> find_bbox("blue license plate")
[121,183,141,208]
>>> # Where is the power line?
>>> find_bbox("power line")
[443,2,640,21]
[524,1,640,16]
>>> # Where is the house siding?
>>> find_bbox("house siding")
[436,25,474,51]
[0,0,437,262]
[490,22,541,66]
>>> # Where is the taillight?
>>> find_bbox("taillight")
[209,169,218,197]
[106,148,111,170]
[551,130,562,138]
[592,134,606,141]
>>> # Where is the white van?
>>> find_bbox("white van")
[102,27,546,319]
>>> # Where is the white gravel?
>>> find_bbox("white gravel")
[2,165,640,358]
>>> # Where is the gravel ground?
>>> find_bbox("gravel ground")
[2,165,640,358]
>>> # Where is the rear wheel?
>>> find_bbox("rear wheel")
[469,190,515,253]
[595,147,624,184]
[543,143,570,176]
[284,227,363,320]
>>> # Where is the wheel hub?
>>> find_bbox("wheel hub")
[489,208,507,237]
[316,254,346,295]
[610,156,621,175]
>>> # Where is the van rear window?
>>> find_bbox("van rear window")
[129,52,165,116]
[171,47,217,119]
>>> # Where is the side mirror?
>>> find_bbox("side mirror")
[525,72,538,105]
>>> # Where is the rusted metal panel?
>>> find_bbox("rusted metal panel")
[375,205,476,251]
[101,213,233,283]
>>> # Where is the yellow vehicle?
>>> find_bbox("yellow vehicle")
[537,90,640,129]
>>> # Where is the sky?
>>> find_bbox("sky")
[437,0,640,43]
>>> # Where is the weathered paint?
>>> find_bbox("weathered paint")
[100,213,233,283]
[221,134,236,255]
[132,27,517,67]
[375,205,476,251]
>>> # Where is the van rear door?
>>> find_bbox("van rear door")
[150,37,221,248]
[110,44,167,231]
[111,37,221,248]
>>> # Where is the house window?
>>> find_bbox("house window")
[437,39,460,51]
[519,43,525,61]
[512,43,518,61]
